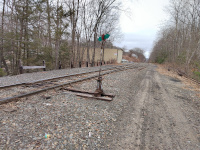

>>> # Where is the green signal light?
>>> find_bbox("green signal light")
[98,37,102,41]
[104,34,110,39]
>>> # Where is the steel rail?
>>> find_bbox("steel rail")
[0,64,133,89]
[0,65,144,105]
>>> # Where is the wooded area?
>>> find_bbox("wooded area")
[123,48,146,63]
[0,0,122,75]
[149,0,200,81]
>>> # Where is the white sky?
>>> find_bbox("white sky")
[113,0,170,58]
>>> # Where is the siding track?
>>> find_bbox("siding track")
[0,64,146,105]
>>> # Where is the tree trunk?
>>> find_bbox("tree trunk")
[0,0,9,74]
[92,31,97,67]
[10,0,16,74]
[19,8,24,73]
[47,0,53,64]
[87,41,90,65]
[55,0,60,69]
[0,0,5,68]
[76,34,80,66]
[2,57,9,74]
[81,47,85,62]
[25,0,29,65]
[71,26,75,67]
[47,0,52,47]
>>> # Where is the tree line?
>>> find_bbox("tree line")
[149,0,200,80]
[123,47,146,62]
[0,0,122,75]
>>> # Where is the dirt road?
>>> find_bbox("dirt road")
[109,64,200,149]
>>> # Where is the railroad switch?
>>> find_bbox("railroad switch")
[62,67,115,101]
[94,71,104,97]
[62,69,114,101]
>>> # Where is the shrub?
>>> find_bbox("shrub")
[194,71,200,77]
[0,68,6,77]
[193,71,200,81]
[155,57,165,64]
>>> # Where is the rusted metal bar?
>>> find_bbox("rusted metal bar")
[62,88,114,98]
[62,87,95,94]
[75,93,113,101]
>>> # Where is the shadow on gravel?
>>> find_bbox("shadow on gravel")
[170,77,181,82]
[175,95,191,101]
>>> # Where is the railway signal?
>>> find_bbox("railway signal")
[94,34,110,98]
[98,34,110,41]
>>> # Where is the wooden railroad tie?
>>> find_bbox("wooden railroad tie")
[62,87,114,101]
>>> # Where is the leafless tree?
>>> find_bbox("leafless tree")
[150,0,200,79]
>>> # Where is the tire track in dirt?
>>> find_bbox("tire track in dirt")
[109,64,200,149]
[140,66,200,150]
[155,71,199,149]
[140,69,182,149]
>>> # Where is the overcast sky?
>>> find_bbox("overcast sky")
[113,0,170,58]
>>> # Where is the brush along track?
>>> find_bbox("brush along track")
[166,67,200,86]
[177,70,200,85]
[0,64,146,105]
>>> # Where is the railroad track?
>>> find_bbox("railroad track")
[0,64,146,105]
[0,64,130,89]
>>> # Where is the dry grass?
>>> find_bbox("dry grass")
[156,64,200,98]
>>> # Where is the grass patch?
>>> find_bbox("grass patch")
[193,71,200,81]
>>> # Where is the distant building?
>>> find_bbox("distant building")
[131,54,138,58]
[82,48,123,63]
[121,59,129,63]
[104,48,123,63]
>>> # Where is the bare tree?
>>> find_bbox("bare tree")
[0,0,123,75]
[150,0,200,79]
[129,48,146,62]
[1,0,9,74]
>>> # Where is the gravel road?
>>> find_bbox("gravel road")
[0,63,199,149]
